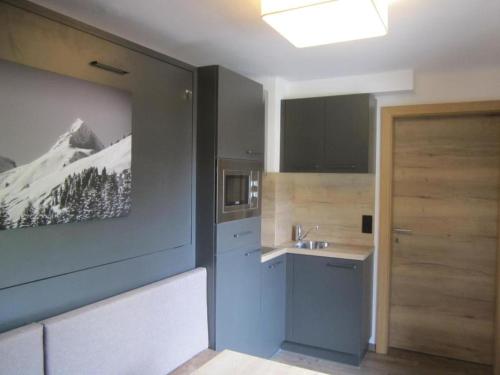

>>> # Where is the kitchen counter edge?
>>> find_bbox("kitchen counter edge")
[261,243,374,263]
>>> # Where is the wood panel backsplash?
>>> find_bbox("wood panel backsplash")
[262,173,375,247]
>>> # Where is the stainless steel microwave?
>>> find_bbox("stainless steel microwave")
[217,159,262,223]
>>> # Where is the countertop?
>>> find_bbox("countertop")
[261,242,374,263]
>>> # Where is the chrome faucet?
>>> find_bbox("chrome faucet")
[294,224,319,241]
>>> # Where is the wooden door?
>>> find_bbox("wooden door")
[390,114,500,364]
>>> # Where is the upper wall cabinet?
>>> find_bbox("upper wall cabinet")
[198,66,265,161]
[280,94,375,173]
[218,67,264,160]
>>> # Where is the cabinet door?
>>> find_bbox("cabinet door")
[281,98,324,172]
[218,67,264,160]
[215,246,262,355]
[287,255,361,354]
[324,95,370,173]
[260,255,286,357]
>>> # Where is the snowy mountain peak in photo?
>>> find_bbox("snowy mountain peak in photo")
[0,156,16,173]
[0,119,131,227]
[51,118,104,152]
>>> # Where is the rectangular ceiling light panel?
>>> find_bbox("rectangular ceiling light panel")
[262,0,389,48]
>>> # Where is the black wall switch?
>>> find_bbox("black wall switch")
[362,215,373,234]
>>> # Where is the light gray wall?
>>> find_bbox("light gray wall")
[0,2,196,332]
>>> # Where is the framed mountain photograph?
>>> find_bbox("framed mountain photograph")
[0,59,132,230]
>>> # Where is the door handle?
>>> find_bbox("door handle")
[244,249,260,257]
[393,228,413,234]
[234,231,252,238]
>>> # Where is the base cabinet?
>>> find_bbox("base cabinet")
[215,250,372,364]
[285,254,373,365]
[260,255,286,357]
[215,246,262,355]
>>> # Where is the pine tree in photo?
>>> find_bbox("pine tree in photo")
[58,209,70,224]
[68,193,83,221]
[19,201,36,228]
[81,188,97,221]
[0,200,12,230]
[47,206,59,225]
[60,180,69,208]
[95,174,106,219]
[35,202,50,226]
[3,164,131,229]
[103,171,120,218]
[118,169,132,216]
[53,188,59,206]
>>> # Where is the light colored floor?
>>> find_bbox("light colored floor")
[172,348,493,375]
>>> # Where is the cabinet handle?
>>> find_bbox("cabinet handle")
[89,61,129,75]
[326,263,357,270]
[244,249,261,257]
[328,164,358,169]
[246,149,264,156]
[234,231,252,238]
[268,260,283,269]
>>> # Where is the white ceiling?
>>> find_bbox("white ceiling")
[32,0,500,81]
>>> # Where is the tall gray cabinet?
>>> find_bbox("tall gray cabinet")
[196,66,265,353]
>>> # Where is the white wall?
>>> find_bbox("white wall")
[257,65,500,344]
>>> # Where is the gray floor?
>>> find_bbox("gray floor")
[171,348,493,375]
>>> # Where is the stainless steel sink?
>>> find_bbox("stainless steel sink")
[295,240,329,250]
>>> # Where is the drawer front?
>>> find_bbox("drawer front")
[216,217,261,254]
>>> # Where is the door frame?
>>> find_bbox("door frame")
[376,101,500,373]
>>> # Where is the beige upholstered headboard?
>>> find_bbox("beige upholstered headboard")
[0,323,44,375]
[42,267,208,375]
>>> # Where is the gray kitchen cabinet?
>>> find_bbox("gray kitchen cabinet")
[260,255,287,357]
[198,66,264,161]
[280,98,325,171]
[323,95,375,173]
[215,246,262,355]
[216,217,261,254]
[197,66,264,349]
[285,254,373,365]
[280,94,375,173]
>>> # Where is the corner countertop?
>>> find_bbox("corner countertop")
[261,242,374,263]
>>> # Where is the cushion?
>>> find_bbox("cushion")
[42,267,208,375]
[0,323,44,375]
